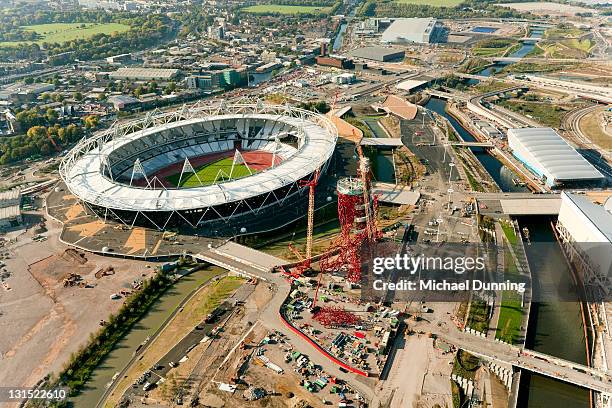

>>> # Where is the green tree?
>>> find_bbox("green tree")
[83,115,99,129]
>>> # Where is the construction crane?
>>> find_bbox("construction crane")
[301,169,320,260]
[285,169,320,277]
[356,144,375,240]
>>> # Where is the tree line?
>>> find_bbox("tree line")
[0,9,174,64]
[359,0,534,19]
[0,106,100,164]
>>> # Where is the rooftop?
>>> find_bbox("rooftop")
[348,46,405,61]
[110,68,180,80]
[508,127,604,182]
[563,192,612,243]
[381,18,437,43]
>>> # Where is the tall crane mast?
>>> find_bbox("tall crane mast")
[301,169,320,260]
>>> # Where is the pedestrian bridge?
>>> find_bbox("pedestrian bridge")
[449,141,494,148]
[360,137,404,147]
[193,241,287,280]
[474,192,561,216]
[443,331,612,395]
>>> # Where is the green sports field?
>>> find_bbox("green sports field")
[394,0,463,6]
[166,157,255,187]
[0,23,131,47]
[241,4,332,14]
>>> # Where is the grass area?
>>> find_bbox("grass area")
[259,217,341,260]
[395,0,463,6]
[241,4,332,14]
[0,23,130,47]
[500,221,518,246]
[473,38,520,58]
[544,27,586,40]
[451,380,463,408]
[105,273,240,407]
[498,100,569,128]
[466,299,491,333]
[472,80,512,94]
[458,57,490,75]
[496,290,523,344]
[502,62,577,75]
[166,157,255,187]
[580,107,612,150]
[538,38,593,59]
[345,117,374,138]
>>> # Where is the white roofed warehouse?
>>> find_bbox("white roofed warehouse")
[507,128,605,189]
[60,101,337,231]
[381,18,439,44]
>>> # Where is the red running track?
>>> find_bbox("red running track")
[131,149,282,187]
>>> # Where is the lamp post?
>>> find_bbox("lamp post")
[448,162,455,183]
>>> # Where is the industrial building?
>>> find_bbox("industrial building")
[107,95,141,111]
[0,189,22,230]
[0,82,55,102]
[186,68,246,92]
[507,127,605,188]
[556,192,612,297]
[109,68,181,81]
[348,47,405,62]
[315,55,354,69]
[381,18,439,44]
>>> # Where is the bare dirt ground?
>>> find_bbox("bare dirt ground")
[0,216,158,393]
[580,106,612,150]
[375,333,454,408]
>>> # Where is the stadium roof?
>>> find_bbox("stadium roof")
[508,127,604,182]
[63,110,336,212]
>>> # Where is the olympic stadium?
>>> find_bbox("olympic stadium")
[59,101,338,231]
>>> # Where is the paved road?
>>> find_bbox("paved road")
[119,283,256,404]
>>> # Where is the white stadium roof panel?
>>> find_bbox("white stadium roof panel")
[61,104,337,213]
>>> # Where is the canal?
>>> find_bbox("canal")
[71,266,224,408]
[518,218,590,408]
[424,97,527,193]
[424,97,589,407]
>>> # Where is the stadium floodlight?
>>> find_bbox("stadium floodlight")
[230,150,252,178]
[178,157,203,187]
[129,158,149,186]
